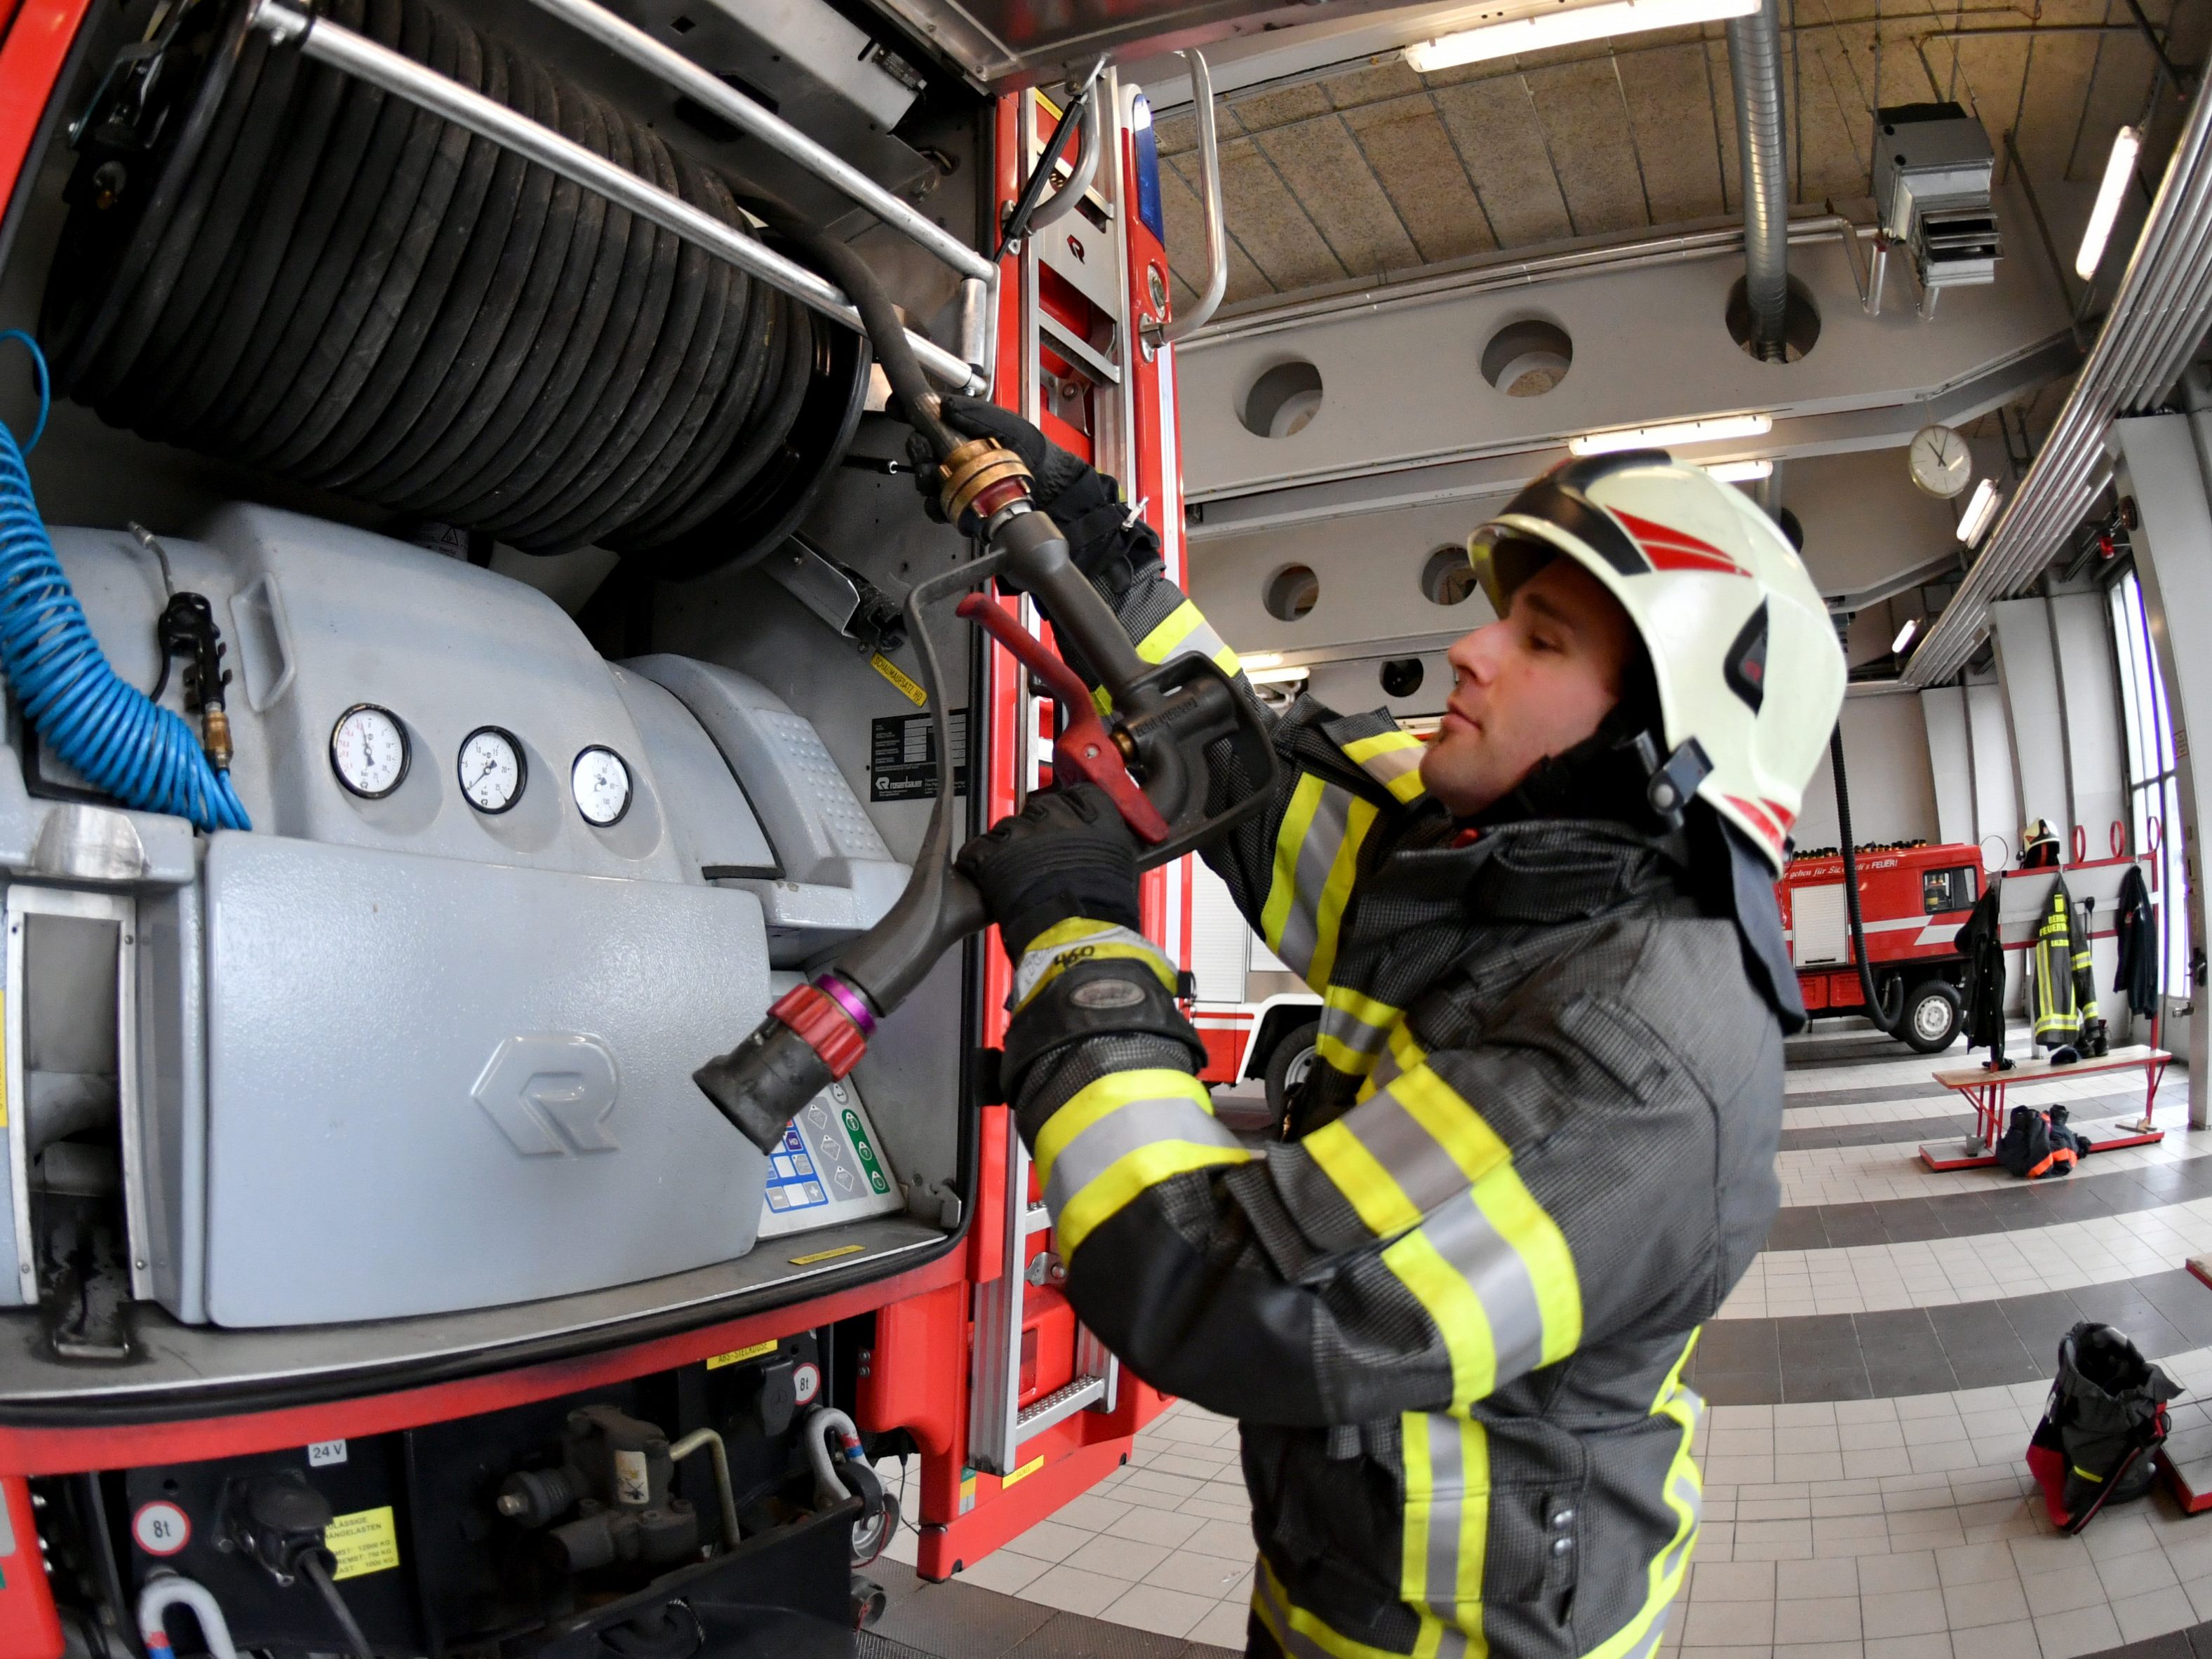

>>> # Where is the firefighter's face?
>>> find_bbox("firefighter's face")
[1423,558,1634,817]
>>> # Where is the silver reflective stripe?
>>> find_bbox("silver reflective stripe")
[1357,741,1424,795]
[1319,998,1395,1065]
[1424,1413,1464,1625]
[1043,1096,1245,1216]
[1275,785,1354,976]
[1621,1614,1669,1659]
[1424,1188,1548,1385]
[1655,1470,1701,1582]
[1369,1039,1409,1094]
[1343,1093,1466,1214]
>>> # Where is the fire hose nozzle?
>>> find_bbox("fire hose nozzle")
[694,981,872,1155]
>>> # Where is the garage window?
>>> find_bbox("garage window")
[2109,569,2187,993]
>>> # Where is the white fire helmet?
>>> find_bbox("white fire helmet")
[1468,451,1846,873]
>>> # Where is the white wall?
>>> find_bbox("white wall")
[1989,593,2131,864]
[1793,693,1942,850]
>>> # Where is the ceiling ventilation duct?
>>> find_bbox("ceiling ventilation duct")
[1873,102,2002,315]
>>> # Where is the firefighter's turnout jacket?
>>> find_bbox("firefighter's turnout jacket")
[2030,875,2100,1049]
[1005,566,1786,1659]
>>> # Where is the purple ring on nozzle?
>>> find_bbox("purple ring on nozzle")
[815,974,877,1037]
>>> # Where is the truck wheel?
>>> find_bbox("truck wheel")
[1263,1020,1321,1128]
[1901,981,1963,1054]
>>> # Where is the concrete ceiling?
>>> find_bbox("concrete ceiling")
[1145,0,2197,316]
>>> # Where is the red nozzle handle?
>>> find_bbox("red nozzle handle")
[956,594,1169,845]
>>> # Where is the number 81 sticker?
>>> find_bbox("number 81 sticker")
[132,1500,192,1557]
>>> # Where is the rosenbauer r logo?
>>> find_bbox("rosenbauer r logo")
[471,1033,622,1155]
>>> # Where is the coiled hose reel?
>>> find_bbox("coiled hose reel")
[43,0,868,577]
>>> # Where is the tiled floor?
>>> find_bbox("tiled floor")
[885,1027,2212,1658]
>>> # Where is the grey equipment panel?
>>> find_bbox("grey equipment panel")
[201,834,772,1328]
[626,655,909,963]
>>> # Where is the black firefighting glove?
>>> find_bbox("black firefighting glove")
[903,395,1162,597]
[955,782,1142,961]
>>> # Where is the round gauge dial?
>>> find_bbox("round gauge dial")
[457,726,525,814]
[1908,424,1973,499]
[570,746,631,827]
[330,704,409,799]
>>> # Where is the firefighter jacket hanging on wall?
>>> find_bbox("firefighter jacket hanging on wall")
[996,569,1790,1659]
[2031,876,2103,1052]
[2114,864,2159,1019]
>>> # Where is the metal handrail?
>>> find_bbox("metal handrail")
[246,0,984,391]
[1152,50,1225,347]
[519,0,990,285]
[1026,65,1105,236]
[1906,76,2212,685]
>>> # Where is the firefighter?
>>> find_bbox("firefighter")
[917,402,1844,1659]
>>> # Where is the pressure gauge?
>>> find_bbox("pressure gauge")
[457,726,525,814]
[570,746,631,827]
[330,704,409,799]
[1908,424,1972,499]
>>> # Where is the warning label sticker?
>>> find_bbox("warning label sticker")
[326,1505,401,1581]
[871,711,966,802]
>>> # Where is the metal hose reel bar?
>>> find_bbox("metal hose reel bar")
[41,0,878,577]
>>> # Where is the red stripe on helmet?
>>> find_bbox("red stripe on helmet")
[1613,509,1749,577]
[1727,794,1784,849]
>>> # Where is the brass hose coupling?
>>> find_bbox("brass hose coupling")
[937,436,1032,528]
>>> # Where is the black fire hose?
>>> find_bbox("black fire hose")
[1830,724,1905,1035]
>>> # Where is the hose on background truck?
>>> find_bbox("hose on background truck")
[1830,723,1905,1036]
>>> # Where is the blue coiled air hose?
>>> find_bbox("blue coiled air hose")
[0,331,250,833]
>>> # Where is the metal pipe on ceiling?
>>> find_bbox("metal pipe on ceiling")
[1729,0,1792,363]
[1905,76,2212,685]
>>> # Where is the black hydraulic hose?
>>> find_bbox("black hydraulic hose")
[789,230,961,462]
[1830,724,1906,1034]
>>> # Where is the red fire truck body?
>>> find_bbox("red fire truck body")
[1776,842,1985,1049]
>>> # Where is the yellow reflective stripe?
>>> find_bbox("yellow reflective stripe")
[1056,1138,1251,1256]
[1011,917,1177,1012]
[1385,1228,1499,1404]
[1308,797,1376,988]
[1031,1068,1200,1193]
[1341,729,1429,804]
[1091,684,1113,715]
[1137,600,1207,661]
[1583,1334,1703,1659]
[1319,1065,1583,1391]
[1307,1119,1422,1236]
[1402,1411,1433,1608]
[1357,1020,1428,1103]
[1254,1557,1456,1659]
[1261,775,1328,960]
[1316,988,1402,1078]
[1392,1067,1513,1186]
[1454,1422,1490,1633]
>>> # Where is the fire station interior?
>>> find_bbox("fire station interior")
[1,0,2212,1655]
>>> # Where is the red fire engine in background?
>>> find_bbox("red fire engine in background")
[1777,841,1985,1052]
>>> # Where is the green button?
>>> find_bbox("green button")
[843,1108,890,1193]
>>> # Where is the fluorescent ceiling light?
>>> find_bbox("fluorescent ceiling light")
[1406,0,1762,72]
[2075,126,2142,280]
[1244,665,1311,686]
[1237,651,1285,672]
[1891,617,1919,654]
[1705,459,1774,483]
[1569,413,1773,456]
[1957,477,2000,544]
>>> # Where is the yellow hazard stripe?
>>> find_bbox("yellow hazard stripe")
[1261,775,1327,960]
[1055,1139,1251,1256]
[1385,1228,1501,1406]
